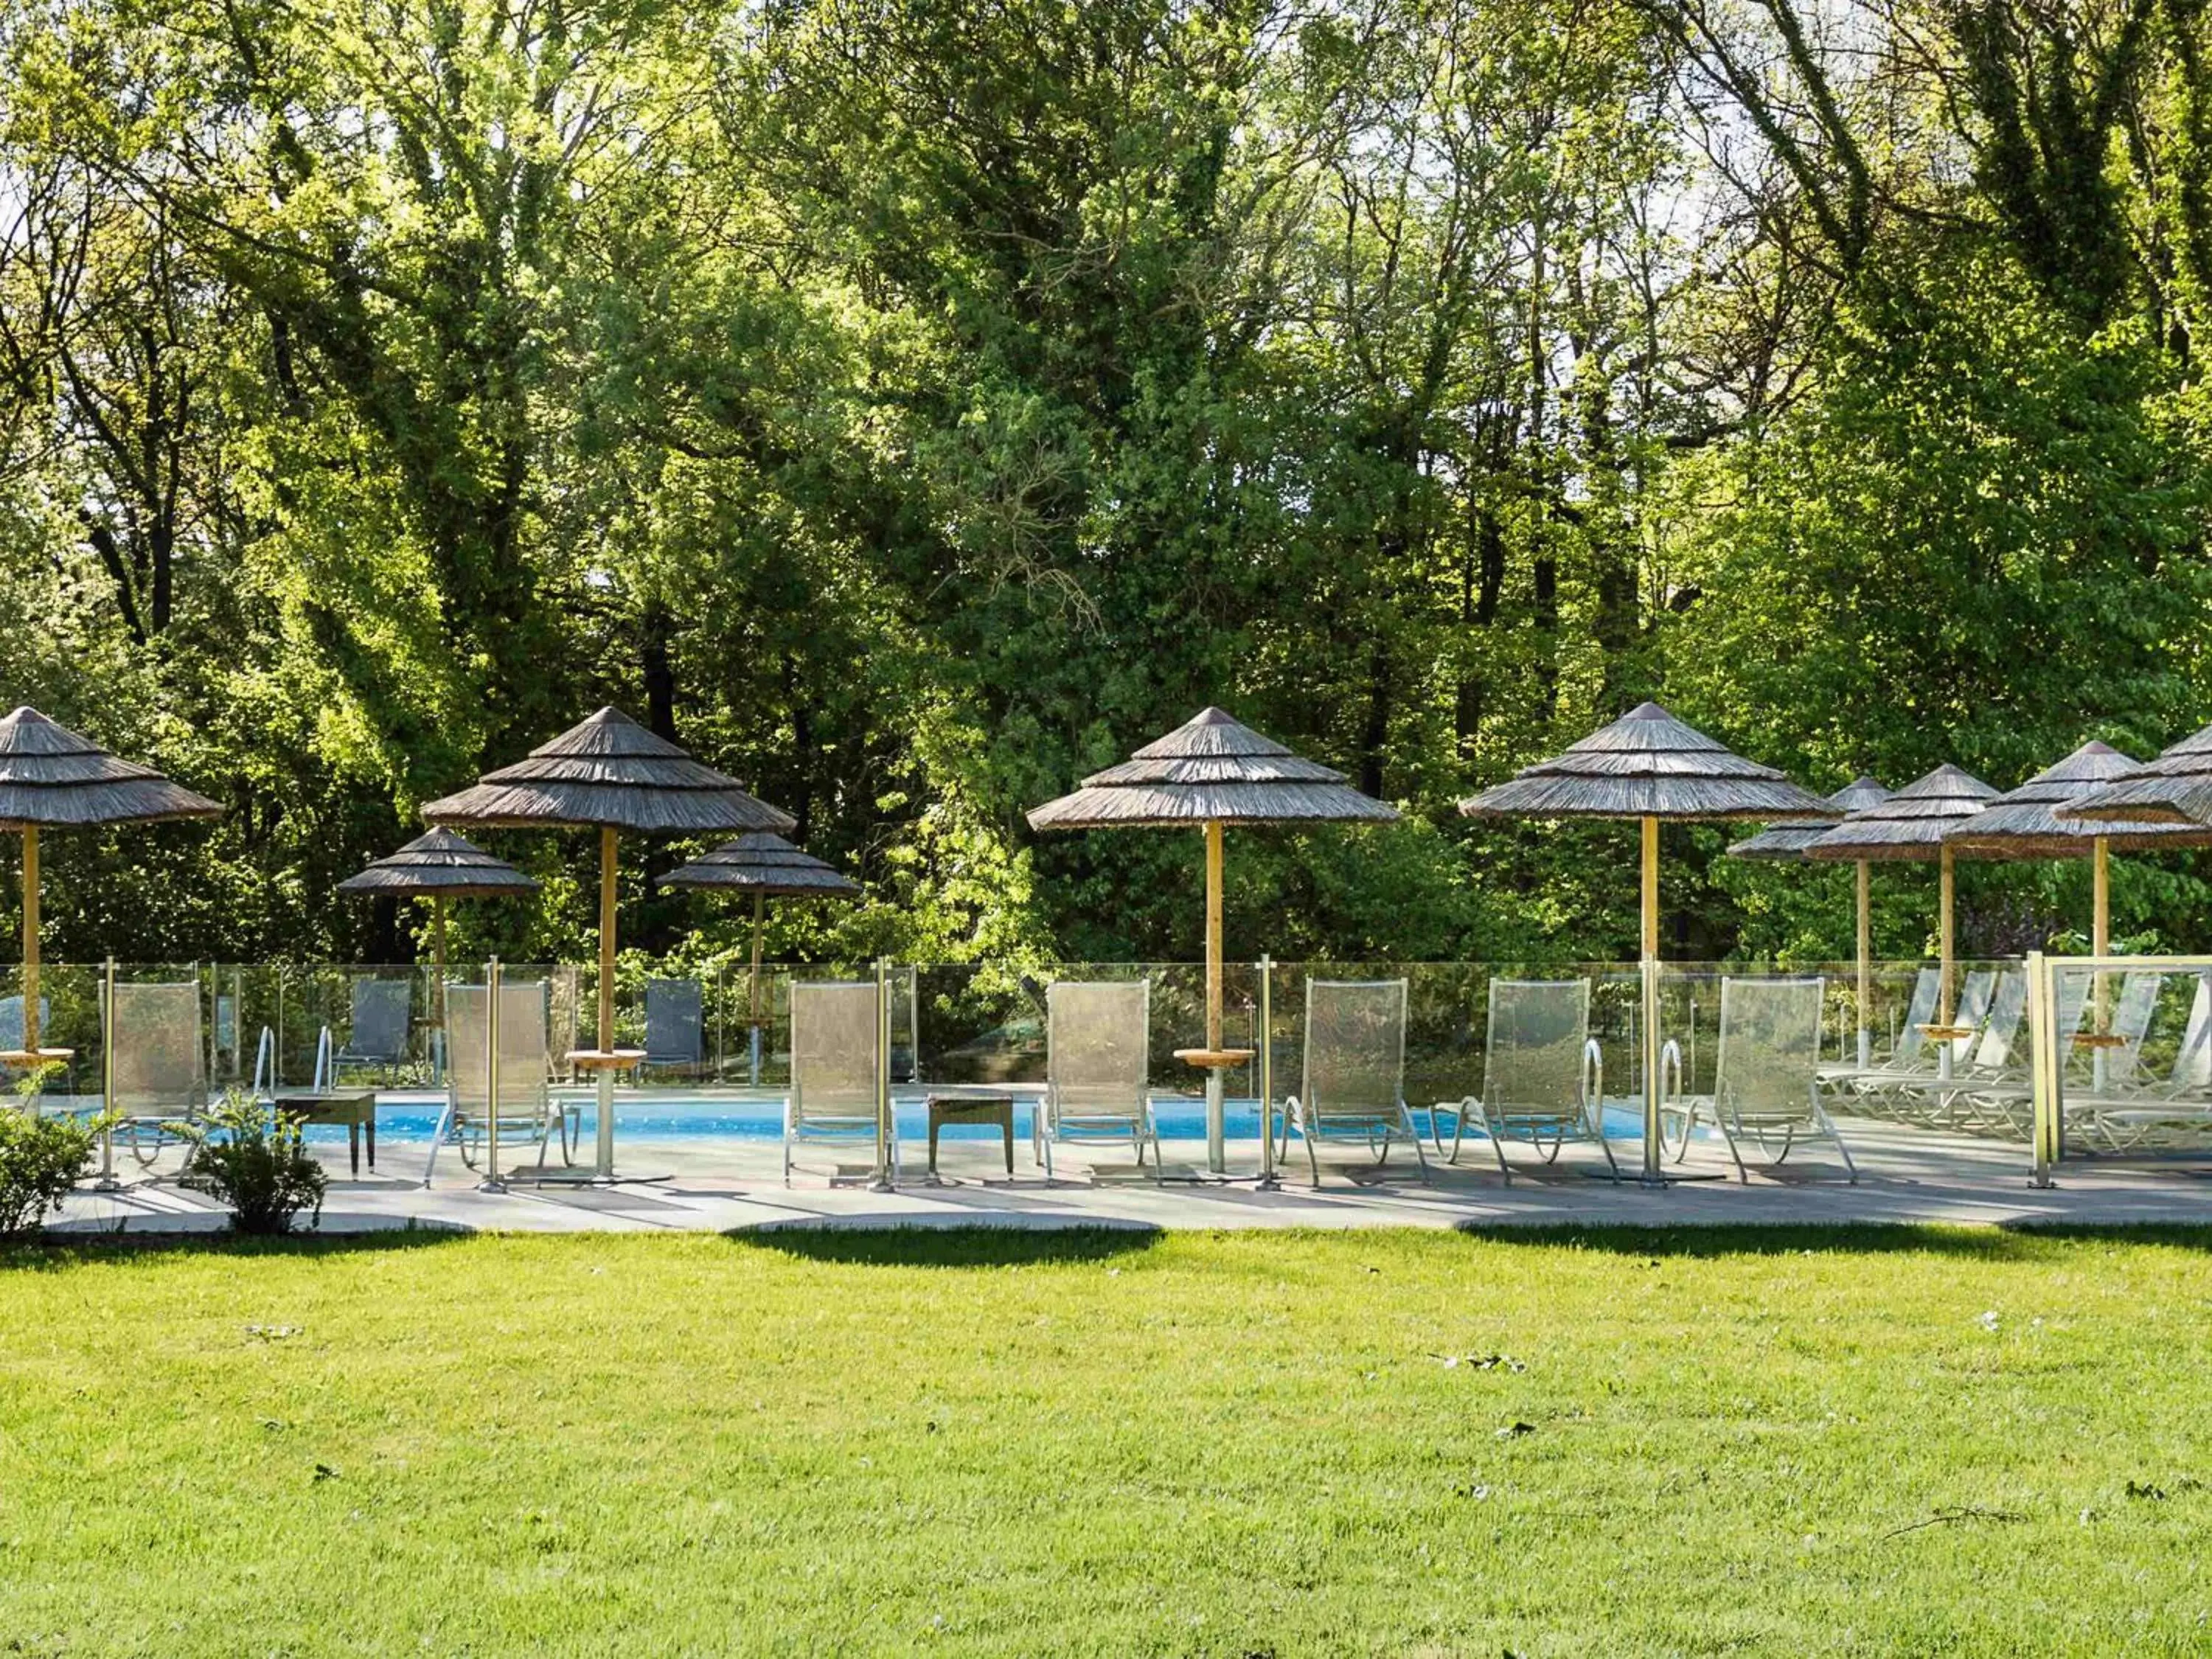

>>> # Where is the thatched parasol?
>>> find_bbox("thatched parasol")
[1728,776,1892,1065]
[422,707,793,1180]
[1947,740,2212,945]
[2056,720,2212,827]
[1728,777,1891,860]
[658,832,861,1071]
[1947,742,2212,1051]
[0,708,220,1064]
[1805,764,1999,1034]
[1461,702,1839,1182]
[1028,706,1399,1176]
[337,829,539,1023]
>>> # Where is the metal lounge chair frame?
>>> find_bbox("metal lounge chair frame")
[1279,978,1428,1187]
[1894,970,2097,1137]
[1837,968,1992,1124]
[110,981,209,1166]
[2057,973,2212,1152]
[1446,976,1617,1182]
[1664,975,1856,1183]
[785,980,893,1184]
[640,977,709,1082]
[333,977,415,1085]
[425,980,574,1184]
[1038,979,1160,1182]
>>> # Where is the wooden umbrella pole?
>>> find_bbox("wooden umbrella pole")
[1641,816,1659,960]
[1639,815,1660,1184]
[750,890,765,1027]
[431,894,448,1029]
[2093,837,2109,956]
[2093,834,2110,1037]
[1938,844,1956,1026]
[1855,859,1872,1068]
[21,825,38,1057]
[1205,819,1224,1053]
[598,825,619,1053]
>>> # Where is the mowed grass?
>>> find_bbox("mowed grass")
[2,1225,2210,1657]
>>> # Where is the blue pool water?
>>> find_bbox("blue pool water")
[302,1093,1654,1145]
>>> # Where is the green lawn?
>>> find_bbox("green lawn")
[2,1225,2209,1656]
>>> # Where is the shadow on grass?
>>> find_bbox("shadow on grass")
[0,1218,473,1272]
[1450,1220,2212,1259]
[725,1219,1163,1267]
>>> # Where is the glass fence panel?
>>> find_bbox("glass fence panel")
[2046,958,2212,1167]
[58,955,2212,1189]
[0,961,105,1107]
[278,964,437,1090]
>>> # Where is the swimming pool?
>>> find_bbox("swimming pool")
[306,1091,1654,1145]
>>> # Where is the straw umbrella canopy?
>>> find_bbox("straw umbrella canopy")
[2057,719,2212,828]
[1728,776,1892,1065]
[1028,708,1398,1171]
[1459,701,1840,1181]
[1728,776,1891,860]
[1804,764,2000,1031]
[336,829,539,1015]
[1947,742,2212,1049]
[0,707,221,1063]
[1946,741,2212,954]
[422,708,793,1174]
[656,832,860,1031]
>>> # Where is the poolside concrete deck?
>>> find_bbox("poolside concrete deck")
[46,1113,2212,1235]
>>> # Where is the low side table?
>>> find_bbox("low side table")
[925,1093,1017,1181]
[268,1088,378,1177]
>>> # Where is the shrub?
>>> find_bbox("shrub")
[0,1065,98,1238]
[181,1091,327,1236]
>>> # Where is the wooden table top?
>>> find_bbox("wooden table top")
[1173,1047,1256,1069]
[566,1048,647,1071]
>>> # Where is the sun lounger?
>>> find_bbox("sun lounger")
[1279,978,1427,1186]
[640,977,708,1081]
[111,981,209,1166]
[1445,977,1616,1182]
[425,980,574,1183]
[786,980,891,1183]
[1037,980,1159,1181]
[1665,976,1856,1182]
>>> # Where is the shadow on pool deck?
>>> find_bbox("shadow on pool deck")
[724,1217,1164,1267]
[1448,1219,2212,1258]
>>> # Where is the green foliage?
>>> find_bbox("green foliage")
[4,0,2212,971]
[180,1092,328,1237]
[0,1071,97,1238]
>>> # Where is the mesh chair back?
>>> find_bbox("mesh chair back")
[1714,977,1824,1128]
[1482,979,1589,1119]
[347,978,412,1064]
[2174,975,2212,1089]
[1945,970,1995,1064]
[0,995,51,1054]
[1971,971,2030,1071]
[1889,968,1941,1067]
[2093,973,2164,1087]
[790,981,880,1124]
[110,982,206,1116]
[1301,979,1407,1128]
[645,978,705,1066]
[2052,970,2093,1053]
[446,982,550,1119]
[1047,981,1149,1116]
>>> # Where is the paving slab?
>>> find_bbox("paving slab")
[42,1113,2212,1236]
